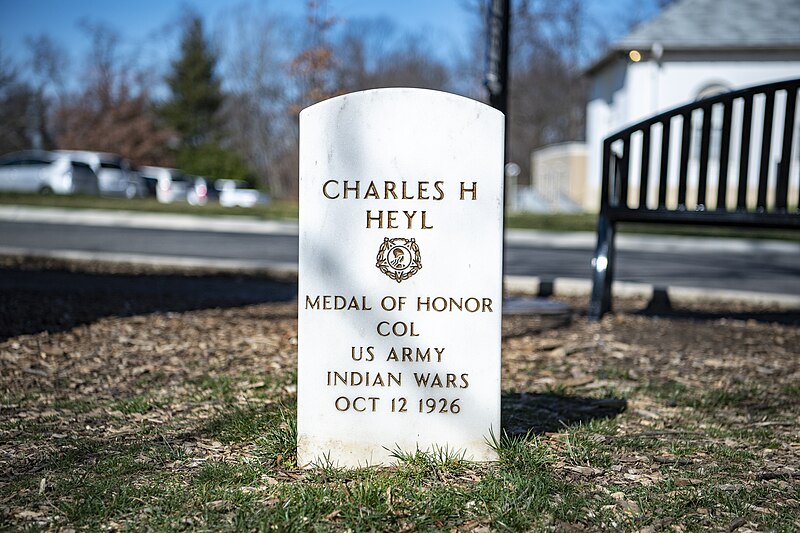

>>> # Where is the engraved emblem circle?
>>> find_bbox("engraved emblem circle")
[376,237,422,283]
[387,245,412,270]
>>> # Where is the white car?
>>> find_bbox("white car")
[139,166,191,204]
[56,150,142,198]
[215,179,270,208]
[0,150,100,195]
[187,176,218,206]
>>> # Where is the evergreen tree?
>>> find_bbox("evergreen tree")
[162,15,222,147]
[162,15,255,184]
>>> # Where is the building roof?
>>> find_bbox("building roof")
[588,0,800,73]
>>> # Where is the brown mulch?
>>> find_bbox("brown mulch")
[2,302,298,399]
[1,260,799,530]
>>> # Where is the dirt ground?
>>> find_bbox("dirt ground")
[1,258,798,530]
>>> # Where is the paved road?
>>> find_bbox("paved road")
[504,245,800,294]
[2,218,798,295]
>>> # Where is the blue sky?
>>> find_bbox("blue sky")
[7,1,467,61]
[0,0,659,82]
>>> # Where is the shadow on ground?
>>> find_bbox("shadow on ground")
[636,307,800,326]
[501,392,627,435]
[628,288,800,326]
[0,267,297,340]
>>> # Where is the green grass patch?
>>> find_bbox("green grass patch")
[255,406,298,468]
[196,461,263,487]
[189,372,294,403]
[201,402,295,446]
[6,408,799,531]
[644,380,782,412]
[113,393,164,415]
[0,192,299,219]
[4,360,798,530]
[0,413,62,436]
[505,212,800,240]
[782,384,800,398]
[189,374,239,402]
[50,397,96,413]
[617,221,800,241]
[506,212,598,232]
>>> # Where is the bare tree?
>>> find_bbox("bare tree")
[332,17,395,92]
[464,0,590,181]
[24,35,72,149]
[216,4,296,197]
[290,0,339,113]
[332,18,453,93]
[216,5,458,198]
[0,44,35,154]
[54,22,173,165]
[56,82,174,165]
[26,35,68,100]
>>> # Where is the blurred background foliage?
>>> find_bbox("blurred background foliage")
[0,0,650,198]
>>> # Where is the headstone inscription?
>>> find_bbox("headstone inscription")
[298,88,504,467]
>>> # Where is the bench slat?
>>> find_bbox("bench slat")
[757,90,776,210]
[658,119,670,208]
[737,94,754,210]
[678,111,692,209]
[600,139,611,210]
[776,88,797,211]
[697,104,712,209]
[639,126,651,209]
[619,133,630,208]
[716,100,733,211]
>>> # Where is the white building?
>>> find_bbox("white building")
[529,142,587,212]
[585,0,800,210]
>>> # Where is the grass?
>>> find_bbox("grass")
[0,192,299,220]
[3,191,799,240]
[2,272,798,531]
[646,380,780,411]
[4,383,798,532]
[506,211,800,241]
[113,393,164,414]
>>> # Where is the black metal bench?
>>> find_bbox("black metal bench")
[589,78,800,320]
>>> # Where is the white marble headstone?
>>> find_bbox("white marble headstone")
[298,88,504,467]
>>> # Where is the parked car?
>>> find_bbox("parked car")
[0,150,100,195]
[187,176,219,206]
[56,150,143,198]
[138,166,191,203]
[215,179,270,208]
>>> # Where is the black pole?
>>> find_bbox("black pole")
[485,0,510,161]
[485,0,511,299]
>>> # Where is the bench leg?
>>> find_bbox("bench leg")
[589,214,616,320]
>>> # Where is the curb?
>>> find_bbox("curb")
[3,246,798,310]
[0,246,299,281]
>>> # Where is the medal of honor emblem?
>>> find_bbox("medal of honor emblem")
[376,237,422,282]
